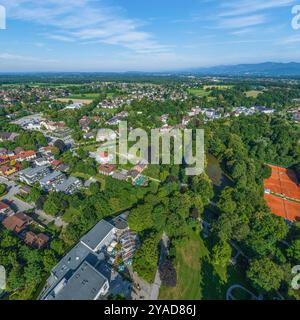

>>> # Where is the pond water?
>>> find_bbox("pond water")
[206,154,231,189]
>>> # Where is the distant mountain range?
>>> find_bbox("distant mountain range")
[185,62,300,77]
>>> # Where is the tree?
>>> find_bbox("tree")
[133,233,160,283]
[0,183,6,196]
[247,258,284,292]
[128,203,153,232]
[287,239,300,262]
[212,241,232,268]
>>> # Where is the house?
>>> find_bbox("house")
[0,165,17,176]
[41,219,116,300]
[96,151,114,164]
[0,201,14,221]
[128,169,140,182]
[2,212,33,234]
[41,121,66,131]
[99,164,115,176]
[24,231,50,249]
[0,132,19,142]
[0,147,7,156]
[18,185,32,196]
[15,150,36,162]
[35,157,50,167]
[160,114,169,124]
[65,102,83,110]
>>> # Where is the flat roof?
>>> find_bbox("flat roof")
[56,177,80,192]
[20,165,50,178]
[40,171,64,184]
[51,242,90,281]
[47,261,107,300]
[81,219,114,251]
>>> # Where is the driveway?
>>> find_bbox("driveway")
[0,177,67,228]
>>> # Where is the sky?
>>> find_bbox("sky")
[0,0,299,72]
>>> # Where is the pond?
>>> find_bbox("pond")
[206,154,232,191]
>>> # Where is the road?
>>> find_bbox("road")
[150,233,169,300]
[0,176,67,228]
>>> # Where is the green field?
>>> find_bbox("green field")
[188,88,210,97]
[159,225,259,300]
[159,226,209,300]
[245,90,262,98]
[68,93,101,99]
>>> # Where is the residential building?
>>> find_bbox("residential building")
[19,165,51,185]
[2,212,33,234]
[24,232,50,249]
[41,219,116,300]
[55,177,82,195]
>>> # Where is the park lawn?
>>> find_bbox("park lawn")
[68,93,101,99]
[245,90,261,98]
[188,88,210,97]
[159,226,209,300]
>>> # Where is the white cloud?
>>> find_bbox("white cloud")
[219,14,266,29]
[219,0,295,17]
[2,0,170,54]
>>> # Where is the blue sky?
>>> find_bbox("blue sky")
[0,0,299,71]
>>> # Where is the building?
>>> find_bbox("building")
[39,171,66,190]
[0,132,19,142]
[0,201,14,221]
[65,102,83,110]
[24,232,50,249]
[99,164,115,176]
[15,150,37,162]
[2,212,33,234]
[41,219,116,300]
[55,177,82,195]
[19,165,51,185]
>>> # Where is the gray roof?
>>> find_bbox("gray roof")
[81,219,114,251]
[20,165,50,178]
[40,171,64,185]
[55,176,81,192]
[46,261,108,300]
[51,242,90,281]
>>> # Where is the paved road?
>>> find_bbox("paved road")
[0,176,67,228]
[150,233,169,300]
